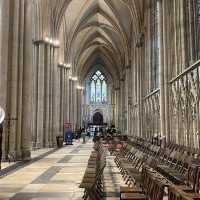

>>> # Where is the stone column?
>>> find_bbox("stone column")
[52,47,59,144]
[21,0,33,159]
[163,0,170,141]
[66,72,70,123]
[73,83,77,131]
[137,43,144,138]
[69,79,73,127]
[44,44,50,147]
[0,0,10,159]
[158,0,165,138]
[125,65,131,135]
[7,0,20,158]
[36,43,45,148]
[49,46,53,147]
[63,69,68,125]
[59,67,64,135]
[119,78,125,133]
[76,89,82,129]
[114,88,120,129]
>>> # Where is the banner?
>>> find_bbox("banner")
[64,122,72,129]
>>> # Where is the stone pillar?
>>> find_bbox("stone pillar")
[114,88,120,129]
[49,46,54,147]
[52,47,59,144]
[7,0,20,158]
[0,0,10,159]
[73,83,77,131]
[137,43,144,138]
[158,0,165,138]
[44,45,50,147]
[59,67,64,135]
[76,88,82,129]
[64,69,68,125]
[119,78,125,133]
[125,65,131,135]
[0,0,33,159]
[69,79,73,127]
[36,43,45,148]
[162,0,170,141]
[21,0,33,159]
[43,43,51,147]
[66,72,70,123]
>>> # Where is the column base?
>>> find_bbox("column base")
[21,148,31,160]
[48,142,56,148]
[35,142,43,149]
[2,149,30,161]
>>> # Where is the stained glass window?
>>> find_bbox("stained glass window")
[90,70,107,103]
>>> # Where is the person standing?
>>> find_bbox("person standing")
[82,128,86,143]
[94,127,98,138]
[65,125,73,145]
[77,127,82,141]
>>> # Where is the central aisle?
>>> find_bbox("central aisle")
[0,140,93,200]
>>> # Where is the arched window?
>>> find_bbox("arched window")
[90,70,107,103]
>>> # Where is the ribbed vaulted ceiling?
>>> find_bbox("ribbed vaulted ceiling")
[33,0,143,82]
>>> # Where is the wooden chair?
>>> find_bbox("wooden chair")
[120,167,166,200]
[80,142,106,200]
[168,185,199,200]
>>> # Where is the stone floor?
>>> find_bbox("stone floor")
[0,139,126,200]
[103,155,126,200]
[1,148,54,170]
[0,139,93,200]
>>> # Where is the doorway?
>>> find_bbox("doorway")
[93,112,103,125]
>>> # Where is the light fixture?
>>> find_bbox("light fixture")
[44,37,50,42]
[69,76,78,81]
[54,40,60,46]
[58,62,71,69]
[71,76,78,81]
[34,37,60,48]
[65,63,71,68]
[77,86,84,90]
[49,39,53,44]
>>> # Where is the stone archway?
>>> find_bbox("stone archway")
[93,112,103,125]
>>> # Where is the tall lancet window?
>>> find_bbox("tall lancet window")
[90,70,107,103]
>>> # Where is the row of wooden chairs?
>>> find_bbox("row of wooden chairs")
[128,137,199,185]
[120,163,200,199]
[80,142,106,200]
[112,137,200,199]
[120,166,167,200]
